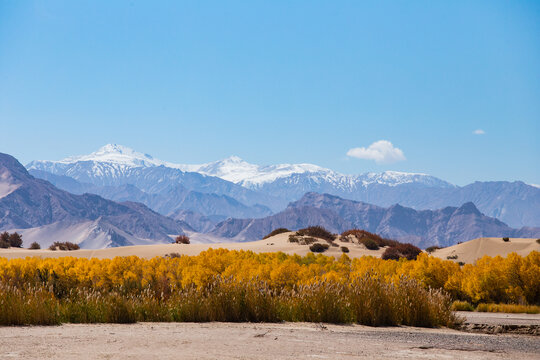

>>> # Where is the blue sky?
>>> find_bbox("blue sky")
[0,1,539,185]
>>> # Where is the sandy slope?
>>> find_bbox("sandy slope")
[1,234,538,262]
[431,237,539,264]
[0,232,384,260]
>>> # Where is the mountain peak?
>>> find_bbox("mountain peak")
[96,144,143,156]
[455,202,482,216]
[0,153,30,197]
[54,144,166,168]
[224,155,245,163]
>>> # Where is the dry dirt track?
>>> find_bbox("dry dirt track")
[0,316,539,360]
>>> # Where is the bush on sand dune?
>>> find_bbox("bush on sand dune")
[49,241,80,251]
[296,226,336,242]
[341,229,398,248]
[174,235,190,244]
[382,243,422,260]
[263,228,291,239]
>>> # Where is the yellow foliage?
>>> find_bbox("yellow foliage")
[0,250,538,305]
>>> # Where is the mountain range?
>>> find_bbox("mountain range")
[27,144,540,229]
[209,192,539,247]
[1,148,539,248]
[0,153,191,248]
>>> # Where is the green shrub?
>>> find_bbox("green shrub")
[309,243,329,253]
[503,237,510,242]
[263,228,290,239]
[536,239,540,244]
[341,246,349,253]
[446,255,458,260]
[29,242,41,250]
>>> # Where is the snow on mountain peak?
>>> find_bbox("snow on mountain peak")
[27,144,453,189]
[96,144,151,157]
[358,171,452,187]
[56,144,166,168]
[224,155,244,163]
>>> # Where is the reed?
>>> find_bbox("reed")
[0,250,538,326]
[0,276,457,327]
[475,303,540,314]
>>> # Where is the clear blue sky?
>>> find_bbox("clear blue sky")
[1,1,539,185]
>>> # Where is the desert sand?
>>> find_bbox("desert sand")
[431,237,540,264]
[1,234,538,263]
[0,232,385,259]
[0,314,539,360]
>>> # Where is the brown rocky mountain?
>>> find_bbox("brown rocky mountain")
[210,192,540,247]
[0,153,192,248]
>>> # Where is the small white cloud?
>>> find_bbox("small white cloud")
[346,140,406,164]
[473,129,485,135]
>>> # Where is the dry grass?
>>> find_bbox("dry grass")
[451,301,540,314]
[0,276,457,327]
[451,300,475,312]
[1,250,538,326]
[476,303,540,314]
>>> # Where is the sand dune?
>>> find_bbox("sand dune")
[1,234,538,262]
[431,237,539,264]
[0,232,384,260]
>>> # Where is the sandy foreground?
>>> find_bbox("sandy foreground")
[0,313,539,360]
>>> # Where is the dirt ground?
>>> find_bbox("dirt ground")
[1,313,539,360]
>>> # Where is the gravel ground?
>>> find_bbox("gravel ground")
[0,319,539,360]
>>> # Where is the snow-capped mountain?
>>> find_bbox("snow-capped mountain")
[188,156,453,189]
[56,144,170,167]
[27,144,452,189]
[183,156,335,188]
[0,152,193,249]
[26,144,540,228]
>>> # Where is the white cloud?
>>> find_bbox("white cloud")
[346,140,406,164]
[473,129,485,135]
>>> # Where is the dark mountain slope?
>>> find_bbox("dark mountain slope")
[0,153,192,248]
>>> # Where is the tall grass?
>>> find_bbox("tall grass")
[475,303,540,314]
[1,250,538,326]
[451,301,540,314]
[0,275,457,327]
